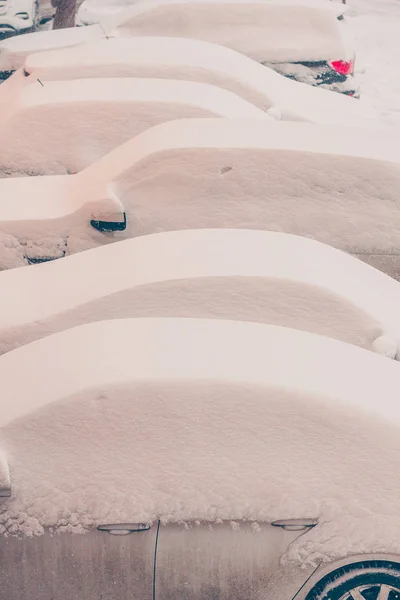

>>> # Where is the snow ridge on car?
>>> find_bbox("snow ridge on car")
[0,78,268,176]
[0,228,398,356]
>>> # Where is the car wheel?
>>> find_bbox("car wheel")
[306,560,400,600]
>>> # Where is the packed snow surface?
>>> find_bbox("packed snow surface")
[2,318,400,564]
[111,0,354,63]
[350,0,400,129]
[14,37,375,126]
[0,117,399,268]
[1,228,400,355]
[0,78,266,176]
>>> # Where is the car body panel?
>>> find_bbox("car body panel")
[0,526,157,600]
[155,521,313,600]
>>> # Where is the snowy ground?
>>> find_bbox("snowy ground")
[349,0,400,128]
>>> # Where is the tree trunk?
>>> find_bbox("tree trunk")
[52,0,78,29]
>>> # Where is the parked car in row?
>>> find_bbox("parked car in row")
[0,0,358,95]
[2,317,400,599]
[1,117,398,266]
[0,228,397,356]
[0,37,374,126]
[0,77,267,176]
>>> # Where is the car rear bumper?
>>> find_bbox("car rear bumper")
[264,61,360,97]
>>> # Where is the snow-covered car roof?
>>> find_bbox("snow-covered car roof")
[0,78,266,176]
[10,37,375,127]
[2,317,400,562]
[0,118,399,268]
[110,0,353,63]
[0,228,398,356]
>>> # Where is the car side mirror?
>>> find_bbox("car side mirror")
[91,212,127,232]
[89,185,127,232]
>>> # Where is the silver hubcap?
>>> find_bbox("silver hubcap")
[340,584,400,600]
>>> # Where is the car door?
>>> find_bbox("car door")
[0,522,157,600]
[155,520,315,600]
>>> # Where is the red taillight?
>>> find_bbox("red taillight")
[330,60,354,76]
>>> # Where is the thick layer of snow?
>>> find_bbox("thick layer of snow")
[0,78,266,176]
[5,37,375,126]
[76,0,132,26]
[2,318,400,563]
[1,228,399,355]
[0,24,105,73]
[0,117,399,268]
[0,0,353,74]
[111,0,354,63]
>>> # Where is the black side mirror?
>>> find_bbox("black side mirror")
[91,212,127,232]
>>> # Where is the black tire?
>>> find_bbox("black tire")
[306,560,400,600]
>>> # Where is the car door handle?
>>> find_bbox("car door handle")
[271,518,317,531]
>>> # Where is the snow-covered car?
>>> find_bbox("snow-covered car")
[0,37,375,127]
[0,0,358,95]
[2,317,400,599]
[99,0,360,96]
[0,118,399,272]
[0,0,38,45]
[0,228,398,357]
[0,78,267,176]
